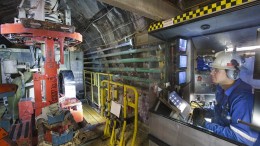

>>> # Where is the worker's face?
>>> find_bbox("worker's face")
[210,68,229,84]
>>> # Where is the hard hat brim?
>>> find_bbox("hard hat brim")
[210,64,236,70]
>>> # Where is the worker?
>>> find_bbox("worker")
[192,52,259,146]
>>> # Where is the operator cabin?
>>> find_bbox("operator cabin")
[0,0,260,146]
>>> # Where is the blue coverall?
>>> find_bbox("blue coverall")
[204,79,259,146]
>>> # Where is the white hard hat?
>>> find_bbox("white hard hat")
[210,51,242,70]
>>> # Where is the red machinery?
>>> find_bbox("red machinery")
[0,19,82,116]
[0,19,82,145]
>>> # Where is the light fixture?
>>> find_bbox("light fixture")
[226,45,260,52]
[200,24,210,30]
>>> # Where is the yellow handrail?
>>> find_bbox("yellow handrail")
[83,71,112,107]
[101,80,138,146]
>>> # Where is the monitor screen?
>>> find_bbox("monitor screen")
[178,55,187,68]
[168,91,191,121]
[178,71,186,85]
[169,91,186,112]
[178,38,187,52]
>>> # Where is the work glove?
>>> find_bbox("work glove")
[192,108,206,127]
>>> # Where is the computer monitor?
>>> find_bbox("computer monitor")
[176,71,186,85]
[177,55,187,69]
[178,38,187,52]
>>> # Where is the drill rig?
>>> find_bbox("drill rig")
[0,0,87,145]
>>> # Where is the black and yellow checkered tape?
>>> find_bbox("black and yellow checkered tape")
[148,0,253,32]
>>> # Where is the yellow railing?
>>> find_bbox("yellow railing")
[84,71,112,107]
[101,80,138,146]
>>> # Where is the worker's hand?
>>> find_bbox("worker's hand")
[192,108,206,127]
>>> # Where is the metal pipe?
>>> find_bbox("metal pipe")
[115,85,119,100]
[91,72,94,103]
[85,41,132,56]
[98,74,101,106]
[84,70,162,86]
[116,75,160,84]
[86,71,155,91]
[84,57,164,64]
[29,46,36,67]
[120,86,127,146]
[59,38,64,64]
[84,67,163,73]
[110,120,117,145]
[100,78,104,116]
[83,70,87,98]
[125,84,138,146]
[85,47,159,60]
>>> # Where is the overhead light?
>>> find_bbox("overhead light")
[201,24,210,30]
[226,45,260,52]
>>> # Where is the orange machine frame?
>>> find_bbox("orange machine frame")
[0,22,82,117]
